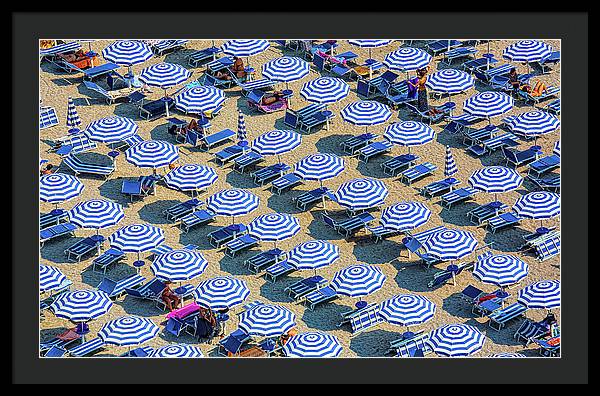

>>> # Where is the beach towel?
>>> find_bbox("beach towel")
[407,77,418,97]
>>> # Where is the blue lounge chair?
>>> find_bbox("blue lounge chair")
[468,132,519,157]
[545,99,560,115]
[61,154,114,179]
[44,346,67,357]
[294,187,332,211]
[197,73,236,89]
[403,235,441,268]
[138,97,174,120]
[378,79,418,108]
[443,113,484,135]
[533,336,560,357]
[163,199,204,222]
[68,337,106,357]
[533,235,561,262]
[233,151,264,173]
[218,329,251,356]
[381,153,419,176]
[179,209,217,233]
[245,248,286,274]
[443,46,478,64]
[488,302,528,331]
[428,260,475,288]
[440,187,479,209]
[357,140,393,163]
[188,46,222,67]
[462,57,499,73]
[388,332,433,357]
[239,79,276,96]
[514,319,551,346]
[518,86,560,105]
[40,210,69,230]
[97,274,146,299]
[224,234,259,258]
[53,135,97,157]
[285,276,328,301]
[246,90,288,114]
[533,51,560,74]
[527,155,560,178]
[399,162,437,185]
[109,134,144,152]
[124,278,167,309]
[502,146,542,167]
[200,128,236,150]
[121,176,158,202]
[467,201,508,225]
[92,248,125,273]
[214,144,248,166]
[462,124,499,146]
[150,39,188,56]
[420,177,460,198]
[298,110,335,133]
[339,303,383,335]
[303,285,339,311]
[208,224,248,248]
[83,80,139,105]
[64,236,104,262]
[252,163,290,186]
[357,71,399,99]
[60,61,120,80]
[40,222,77,246]
[39,106,59,130]
[340,132,378,154]
[427,40,462,56]
[473,63,513,84]
[263,260,297,282]
[486,212,522,233]
[528,173,560,193]
[405,102,455,124]
[270,173,304,195]
[366,224,403,243]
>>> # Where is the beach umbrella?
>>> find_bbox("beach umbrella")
[247,213,301,247]
[384,121,435,153]
[502,40,552,72]
[348,39,393,59]
[50,290,112,323]
[463,92,514,123]
[66,97,81,134]
[252,130,302,163]
[40,41,82,57]
[194,276,250,311]
[422,229,478,261]
[383,47,432,76]
[445,145,458,177]
[380,201,432,231]
[174,86,225,115]
[150,344,204,358]
[151,249,208,283]
[40,173,84,209]
[509,111,560,139]
[163,164,218,195]
[300,77,350,104]
[237,110,247,143]
[206,189,260,222]
[489,352,526,358]
[98,316,160,350]
[108,224,165,262]
[473,254,529,287]
[287,240,340,274]
[68,199,124,235]
[261,56,310,89]
[426,69,474,99]
[334,177,389,212]
[138,62,192,116]
[379,294,436,328]
[102,40,153,72]
[340,101,392,133]
[126,140,179,172]
[331,264,386,300]
[469,166,523,201]
[517,280,560,310]
[427,324,486,357]
[238,304,296,337]
[84,116,139,144]
[282,332,343,358]
[553,140,560,156]
[221,39,270,64]
[39,265,68,293]
[513,191,560,226]
[294,153,345,186]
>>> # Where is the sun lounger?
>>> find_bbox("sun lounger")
[545,98,560,115]
[533,335,560,357]
[252,163,290,186]
[208,224,248,248]
[121,346,154,357]
[443,46,477,64]
[247,89,288,113]
[514,319,551,346]
[338,212,376,237]
[179,209,217,233]
[303,285,339,311]
[53,135,98,157]
[64,236,104,262]
[518,86,560,105]
[124,278,167,309]
[239,79,276,95]
[286,276,327,301]
[528,173,560,193]
[421,177,460,199]
[440,187,479,209]
[264,260,297,282]
[473,63,513,84]
[486,212,522,233]
[188,46,222,67]
[399,162,437,185]
[218,329,252,356]
[40,106,59,130]
[356,70,398,99]
[357,140,393,163]
[92,248,125,273]
[214,144,248,166]
[366,224,404,243]
[388,331,433,357]
[43,346,67,357]
[298,110,336,133]
[428,260,475,288]
[198,128,236,150]
[462,124,498,146]
[468,132,519,157]
[121,176,159,202]
[406,102,455,124]
[427,39,462,56]
[378,79,418,108]
[245,248,286,274]
[338,303,383,334]
[444,113,484,135]
[40,210,69,230]
[462,56,499,73]
[40,222,77,246]
[294,187,332,211]
[467,201,508,225]
[150,39,188,55]
[402,235,442,267]
[61,61,120,80]
[97,273,146,299]
[164,199,204,222]
[224,234,260,258]
[527,154,560,178]
[61,154,114,179]
[533,235,561,262]
[109,134,144,152]
[489,73,534,92]
[532,51,560,74]
[233,151,264,173]
[270,173,303,195]
[197,72,237,89]
[340,132,378,154]
[83,80,138,105]
[488,302,528,331]
[68,337,106,357]
[381,153,419,176]
[137,97,174,120]
[502,146,542,167]
[40,327,82,354]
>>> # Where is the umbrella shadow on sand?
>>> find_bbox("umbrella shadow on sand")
[483,227,530,253]
[437,203,480,227]
[259,276,299,304]
[441,293,475,319]
[177,224,220,251]
[138,200,181,225]
[266,191,304,215]
[301,301,349,332]
[225,169,261,190]
[352,239,402,265]
[98,177,133,206]
[40,237,83,264]
[314,134,350,156]
[392,260,437,293]
[355,157,391,179]
[149,124,171,141]
[306,211,345,241]
[349,329,400,357]
[219,250,260,276]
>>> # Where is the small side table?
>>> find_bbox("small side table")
[133,260,145,274]
[482,53,495,70]
[50,208,64,217]
[355,300,368,310]
[322,110,333,130]
[107,150,120,170]
[402,331,415,340]
[244,67,255,82]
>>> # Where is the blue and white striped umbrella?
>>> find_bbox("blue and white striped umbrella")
[108,224,165,255]
[513,192,560,220]
[163,164,218,192]
[40,41,82,57]
[348,39,393,48]
[287,240,340,271]
[283,332,343,358]
[473,254,529,287]
[126,140,179,169]
[300,77,350,104]
[426,69,474,94]
[40,173,84,204]
[206,189,260,217]
[380,201,432,231]
[237,110,247,142]
[151,249,208,282]
[427,324,486,357]
[379,294,436,327]
[50,290,112,322]
[150,344,204,358]
[252,130,302,156]
[102,40,153,67]
[383,47,432,72]
[68,199,124,231]
[248,213,301,242]
[262,56,310,83]
[40,265,68,292]
[502,40,553,63]
[98,316,160,347]
[553,140,560,156]
[422,229,478,261]
[445,145,458,177]
[331,264,386,298]
[463,92,514,118]
[66,97,81,132]
[490,352,526,358]
[138,62,191,90]
[221,39,270,57]
[341,101,392,127]
[335,178,389,211]
[84,116,139,143]
[518,280,560,309]
[238,304,296,337]
[195,276,250,310]
[174,86,225,114]
[384,121,435,147]
[294,153,345,182]
[510,111,560,137]
[469,166,523,194]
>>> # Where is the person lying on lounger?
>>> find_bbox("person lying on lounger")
[161,281,181,311]
[59,49,89,64]
[520,80,547,97]
[40,164,54,176]
[214,56,247,80]
[261,91,285,106]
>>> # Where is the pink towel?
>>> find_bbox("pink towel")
[166,301,200,319]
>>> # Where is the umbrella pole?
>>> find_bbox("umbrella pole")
[164,88,170,117]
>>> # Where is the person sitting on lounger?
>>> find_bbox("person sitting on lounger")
[161,281,181,311]
[214,56,247,80]
[508,68,520,93]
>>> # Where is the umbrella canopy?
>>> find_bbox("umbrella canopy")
[282,331,343,358]
[50,290,112,322]
[84,116,139,143]
[518,280,561,309]
[300,77,350,104]
[463,92,514,119]
[383,47,432,72]
[98,316,160,347]
[138,62,191,90]
[380,201,432,231]
[422,229,478,261]
[340,101,392,127]
[40,173,84,204]
[469,166,523,194]
[194,276,250,310]
[509,111,560,138]
[294,153,345,182]
[261,56,310,83]
[490,352,526,358]
[379,294,436,327]
[502,40,553,63]
[108,224,165,254]
[151,249,208,282]
[150,344,204,358]
[553,140,560,156]
[348,39,393,48]
[334,178,389,211]
[39,265,68,292]
[445,145,458,177]
[247,213,301,242]
[66,97,81,132]
[102,40,153,67]
[427,324,486,357]
[206,189,260,217]
[68,199,124,231]
[163,164,218,192]
[252,130,302,156]
[238,304,296,337]
[331,264,386,298]
[473,254,529,287]
[425,69,474,94]
[237,110,247,142]
[221,39,270,57]
[126,140,179,169]
[384,121,435,147]
[40,41,82,57]
[513,191,560,220]
[287,240,340,271]
[174,86,225,114]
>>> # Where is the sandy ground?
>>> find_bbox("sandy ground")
[39,39,560,358]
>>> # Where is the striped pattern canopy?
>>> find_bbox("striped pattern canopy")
[473,254,529,287]
[300,77,350,104]
[509,111,560,137]
[463,92,514,118]
[221,39,270,57]
[40,173,84,203]
[194,276,250,310]
[151,249,208,282]
[553,140,560,156]
[513,191,560,220]
[490,352,526,358]
[426,69,474,94]
[379,294,436,327]
[50,290,112,322]
[348,39,393,48]
[68,199,124,230]
[380,201,432,231]
[98,316,160,346]
[84,116,139,143]
[469,166,523,193]
[252,130,302,156]
[384,121,435,147]
[206,189,260,217]
[248,213,301,242]
[150,344,204,358]
[126,140,179,169]
[283,332,343,358]
[422,229,478,261]
[174,86,225,114]
[108,224,165,253]
[287,240,340,271]
[102,40,153,66]
[40,41,82,56]
[262,56,310,82]
[294,153,345,181]
[163,164,218,192]
[502,40,553,63]
[383,47,432,72]
[334,178,389,211]
[445,145,458,176]
[138,63,191,89]
[331,264,386,298]
[66,97,81,131]
[40,265,68,292]
[237,110,247,142]
[340,101,392,126]
[427,324,486,357]
[238,304,296,337]
[518,280,561,309]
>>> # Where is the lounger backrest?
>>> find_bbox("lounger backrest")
[350,305,383,334]
[83,80,111,98]
[313,53,326,71]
